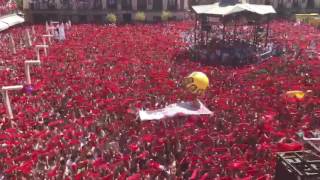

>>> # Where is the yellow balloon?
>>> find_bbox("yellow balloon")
[183,72,209,95]
[286,90,305,99]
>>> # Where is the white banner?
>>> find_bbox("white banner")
[139,100,212,121]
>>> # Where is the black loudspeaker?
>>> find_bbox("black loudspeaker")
[275,151,320,180]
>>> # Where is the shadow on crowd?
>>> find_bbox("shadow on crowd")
[175,39,284,67]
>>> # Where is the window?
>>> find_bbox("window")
[78,0,90,10]
[107,0,117,10]
[168,0,177,10]
[137,0,147,10]
[153,0,162,10]
[93,0,102,9]
[307,0,314,9]
[29,0,58,10]
[292,0,298,8]
[189,0,196,6]
[264,0,271,5]
[47,0,56,10]
[61,0,72,10]
[121,0,132,10]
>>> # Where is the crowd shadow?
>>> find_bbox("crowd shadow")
[175,39,283,67]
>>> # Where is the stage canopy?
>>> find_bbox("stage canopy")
[192,2,276,17]
[0,13,25,32]
[0,21,10,31]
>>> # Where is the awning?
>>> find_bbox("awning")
[0,14,25,27]
[0,21,9,31]
[192,3,276,17]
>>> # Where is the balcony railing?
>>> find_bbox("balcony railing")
[29,2,57,10]
[29,0,102,10]
[27,0,186,11]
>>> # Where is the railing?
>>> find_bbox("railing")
[61,0,73,10]
[29,2,57,10]
[29,0,103,11]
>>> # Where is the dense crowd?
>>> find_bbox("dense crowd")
[0,0,17,16]
[0,20,320,179]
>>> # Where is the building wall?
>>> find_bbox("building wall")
[23,0,320,23]
[23,0,189,23]
[249,0,320,9]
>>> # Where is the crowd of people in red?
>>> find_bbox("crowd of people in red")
[0,0,17,16]
[0,20,320,179]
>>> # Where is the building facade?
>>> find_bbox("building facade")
[23,0,190,23]
[248,0,320,9]
[23,0,320,23]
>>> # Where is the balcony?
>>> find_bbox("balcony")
[29,0,103,11]
[29,1,57,10]
[76,1,90,10]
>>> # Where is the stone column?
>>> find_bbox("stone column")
[163,0,168,10]
[72,0,77,10]
[117,0,122,10]
[147,0,153,10]
[23,0,30,9]
[315,0,320,8]
[55,0,62,9]
[184,0,188,10]
[132,0,138,10]
[272,0,278,9]
[102,0,107,9]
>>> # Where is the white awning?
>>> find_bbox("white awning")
[0,21,9,31]
[192,3,276,16]
[0,14,25,27]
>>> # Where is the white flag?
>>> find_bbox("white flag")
[139,100,212,121]
[58,24,66,41]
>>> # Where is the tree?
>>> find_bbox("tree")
[161,11,173,22]
[106,13,117,24]
[134,12,146,22]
